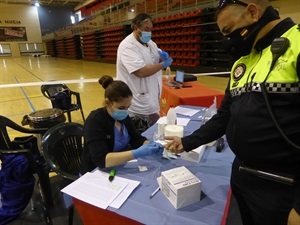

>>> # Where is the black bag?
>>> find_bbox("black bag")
[52,89,71,110]
[130,116,150,133]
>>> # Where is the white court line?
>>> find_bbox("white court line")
[0,78,99,88]
[0,72,230,89]
[185,71,231,76]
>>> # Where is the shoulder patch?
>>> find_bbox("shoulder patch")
[233,63,246,81]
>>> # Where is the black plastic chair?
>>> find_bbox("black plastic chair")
[0,115,53,224]
[41,83,85,123]
[42,122,84,225]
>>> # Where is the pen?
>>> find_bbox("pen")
[149,187,160,199]
[108,169,116,182]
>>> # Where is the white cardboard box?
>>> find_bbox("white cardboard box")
[161,166,201,209]
[180,144,207,163]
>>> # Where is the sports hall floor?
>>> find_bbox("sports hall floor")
[0,56,229,224]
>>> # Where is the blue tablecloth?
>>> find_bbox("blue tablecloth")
[104,105,235,225]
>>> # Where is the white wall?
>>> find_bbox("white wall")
[0,4,42,57]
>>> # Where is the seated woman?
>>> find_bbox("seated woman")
[80,75,163,173]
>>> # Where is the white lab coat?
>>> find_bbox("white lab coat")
[116,33,162,115]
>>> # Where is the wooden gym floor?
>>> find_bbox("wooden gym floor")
[0,56,229,131]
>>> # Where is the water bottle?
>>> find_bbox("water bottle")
[166,66,171,82]
[167,107,177,125]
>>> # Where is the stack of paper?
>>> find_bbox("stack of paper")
[61,170,140,209]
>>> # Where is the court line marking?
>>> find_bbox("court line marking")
[0,72,230,89]
[14,76,36,112]
[0,78,99,88]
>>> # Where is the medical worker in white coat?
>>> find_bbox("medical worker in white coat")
[117,13,173,133]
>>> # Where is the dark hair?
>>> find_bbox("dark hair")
[215,0,248,20]
[131,13,153,30]
[98,75,132,102]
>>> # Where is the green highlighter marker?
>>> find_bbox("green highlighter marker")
[109,169,116,182]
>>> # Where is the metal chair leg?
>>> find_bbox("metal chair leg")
[30,198,35,211]
[67,111,72,122]
[68,205,74,225]
[79,108,85,122]
[36,167,53,208]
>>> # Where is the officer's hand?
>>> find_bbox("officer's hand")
[132,142,164,158]
[158,50,169,60]
[161,57,173,69]
[164,136,184,154]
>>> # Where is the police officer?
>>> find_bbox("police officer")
[165,0,300,224]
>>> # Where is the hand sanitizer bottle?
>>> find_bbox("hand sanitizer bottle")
[167,107,177,125]
[166,66,171,82]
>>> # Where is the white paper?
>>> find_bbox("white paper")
[93,170,140,209]
[174,106,200,117]
[61,172,128,209]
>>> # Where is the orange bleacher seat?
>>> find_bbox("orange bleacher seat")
[188,36,201,43]
[181,52,188,58]
[190,60,200,66]
[163,45,170,51]
[169,37,176,44]
[169,29,176,36]
[192,52,200,59]
[175,36,182,43]
[176,29,183,35]
[182,11,191,18]
[181,44,189,51]
[175,44,181,50]
[177,59,183,66]
[190,44,201,51]
[173,59,181,66]
[170,44,176,50]
[187,51,194,58]
[188,27,201,35]
[169,51,175,58]
[169,14,177,21]
[182,59,189,66]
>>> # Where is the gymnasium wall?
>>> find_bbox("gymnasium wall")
[272,0,300,23]
[0,5,41,57]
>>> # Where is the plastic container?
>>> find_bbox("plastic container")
[166,67,171,82]
[167,107,177,125]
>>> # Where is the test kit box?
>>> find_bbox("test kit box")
[180,145,207,163]
[161,166,201,209]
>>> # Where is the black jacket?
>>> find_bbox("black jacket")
[80,107,147,173]
[182,18,300,212]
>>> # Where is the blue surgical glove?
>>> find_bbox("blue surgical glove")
[158,50,169,60]
[132,142,164,159]
[161,57,173,69]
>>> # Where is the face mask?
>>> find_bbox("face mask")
[140,31,151,43]
[111,109,128,121]
[222,22,258,60]
[222,6,280,60]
